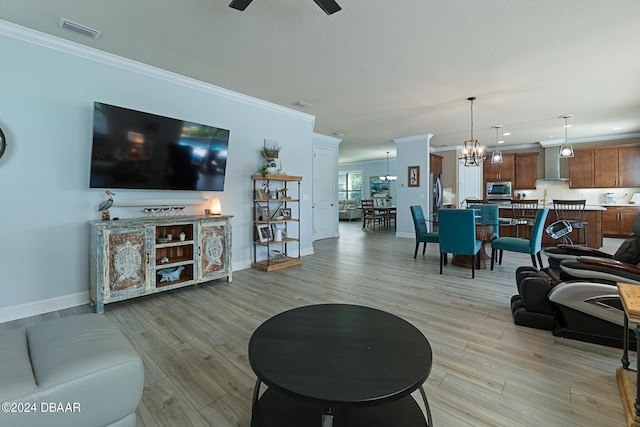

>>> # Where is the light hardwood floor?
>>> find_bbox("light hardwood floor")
[2,221,629,426]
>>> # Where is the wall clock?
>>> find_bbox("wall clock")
[0,127,6,159]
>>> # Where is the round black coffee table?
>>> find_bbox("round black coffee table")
[248,304,433,426]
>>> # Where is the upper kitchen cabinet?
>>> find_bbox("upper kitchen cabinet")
[514,152,538,190]
[595,145,640,188]
[569,149,594,188]
[483,153,515,182]
[430,153,443,175]
[570,143,640,188]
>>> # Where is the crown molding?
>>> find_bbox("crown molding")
[0,19,314,123]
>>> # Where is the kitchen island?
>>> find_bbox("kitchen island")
[498,204,605,248]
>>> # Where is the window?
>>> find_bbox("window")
[338,171,362,203]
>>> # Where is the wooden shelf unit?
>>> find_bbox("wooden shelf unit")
[251,174,302,271]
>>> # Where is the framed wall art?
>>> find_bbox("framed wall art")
[408,166,420,187]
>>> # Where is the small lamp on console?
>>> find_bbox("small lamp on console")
[210,197,222,215]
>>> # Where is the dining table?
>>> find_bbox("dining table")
[373,205,396,229]
[450,217,528,269]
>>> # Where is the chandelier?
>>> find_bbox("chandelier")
[491,125,503,163]
[459,97,486,167]
[559,115,575,158]
[379,151,397,181]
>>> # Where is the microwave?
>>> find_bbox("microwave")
[486,181,512,200]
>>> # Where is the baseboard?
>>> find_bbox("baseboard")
[0,292,90,323]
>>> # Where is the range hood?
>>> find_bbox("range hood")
[537,146,569,182]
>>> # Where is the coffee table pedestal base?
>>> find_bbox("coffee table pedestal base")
[252,388,427,427]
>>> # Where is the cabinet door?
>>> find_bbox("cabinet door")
[514,153,537,190]
[103,227,148,300]
[199,221,229,280]
[602,210,619,236]
[430,153,443,175]
[620,209,640,236]
[499,154,516,182]
[594,147,619,188]
[618,146,640,187]
[483,153,514,181]
[569,149,594,188]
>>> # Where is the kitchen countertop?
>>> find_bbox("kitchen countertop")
[497,204,607,211]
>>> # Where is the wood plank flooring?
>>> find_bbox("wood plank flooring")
[2,221,629,426]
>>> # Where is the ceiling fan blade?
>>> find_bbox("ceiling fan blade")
[229,0,254,11]
[313,0,341,15]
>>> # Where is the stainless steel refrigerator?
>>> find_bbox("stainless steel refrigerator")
[429,173,443,231]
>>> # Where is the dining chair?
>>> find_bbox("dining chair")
[361,199,383,230]
[511,199,539,238]
[410,205,439,258]
[552,199,588,246]
[469,204,500,261]
[438,209,482,278]
[491,208,549,269]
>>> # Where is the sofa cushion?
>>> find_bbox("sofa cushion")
[0,329,38,401]
[0,314,143,427]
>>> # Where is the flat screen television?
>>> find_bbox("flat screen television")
[89,102,230,191]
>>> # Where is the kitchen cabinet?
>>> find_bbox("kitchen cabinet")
[569,149,594,188]
[483,153,515,182]
[514,152,538,190]
[603,206,640,237]
[430,153,443,174]
[570,143,640,188]
[89,215,232,313]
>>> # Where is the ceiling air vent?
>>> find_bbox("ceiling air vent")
[58,18,102,40]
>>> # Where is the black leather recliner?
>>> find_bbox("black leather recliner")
[510,213,640,349]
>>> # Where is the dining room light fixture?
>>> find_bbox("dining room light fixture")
[379,151,397,181]
[459,97,486,167]
[559,115,575,158]
[491,125,503,163]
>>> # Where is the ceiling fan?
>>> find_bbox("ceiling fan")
[229,0,341,15]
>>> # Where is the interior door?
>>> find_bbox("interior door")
[313,146,336,240]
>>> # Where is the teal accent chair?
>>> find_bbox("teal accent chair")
[491,208,549,269]
[438,209,482,278]
[410,205,439,259]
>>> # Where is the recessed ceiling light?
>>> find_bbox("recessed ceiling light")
[332,132,345,137]
[292,100,312,108]
[498,140,505,144]
[502,132,511,136]
[613,127,622,130]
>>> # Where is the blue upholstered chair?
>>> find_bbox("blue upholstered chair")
[438,209,482,278]
[491,208,549,269]
[410,205,439,259]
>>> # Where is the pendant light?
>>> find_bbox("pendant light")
[379,151,397,181]
[459,97,486,167]
[491,125,503,163]
[559,115,575,158]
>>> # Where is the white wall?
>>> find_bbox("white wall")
[0,22,316,321]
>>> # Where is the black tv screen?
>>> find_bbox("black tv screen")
[89,102,230,191]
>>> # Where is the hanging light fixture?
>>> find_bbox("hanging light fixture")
[459,97,486,167]
[559,115,575,158]
[491,125,503,163]
[379,151,397,181]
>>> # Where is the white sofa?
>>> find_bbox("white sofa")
[0,314,144,427]
[338,199,362,221]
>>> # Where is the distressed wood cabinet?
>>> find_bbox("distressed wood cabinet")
[89,215,232,313]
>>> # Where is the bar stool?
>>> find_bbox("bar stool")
[553,199,588,246]
[511,199,539,238]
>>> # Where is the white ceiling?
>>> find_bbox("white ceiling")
[2,0,639,163]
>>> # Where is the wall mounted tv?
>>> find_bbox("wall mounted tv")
[89,102,230,191]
